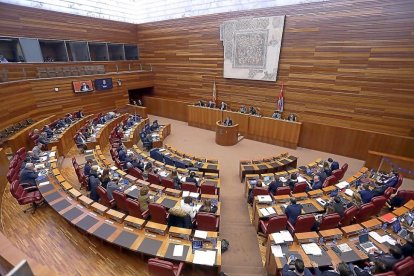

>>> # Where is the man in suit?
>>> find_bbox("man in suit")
[282,257,312,276]
[272,110,282,119]
[43,125,54,138]
[89,173,101,202]
[76,109,84,118]
[359,183,374,204]
[223,117,233,126]
[118,146,127,162]
[20,163,38,187]
[38,132,50,146]
[376,245,404,271]
[83,159,93,176]
[313,262,353,276]
[126,116,135,128]
[285,198,303,225]
[249,106,257,115]
[219,101,227,110]
[268,177,282,195]
[397,232,414,257]
[150,120,159,131]
[106,177,121,200]
[384,171,399,188]
[330,159,340,171]
[76,132,87,151]
[32,143,43,159]
[207,101,215,108]
[332,196,345,218]
[311,175,323,190]
[64,114,73,125]
[185,171,198,186]
[317,168,328,184]
[239,105,247,114]
[80,82,91,92]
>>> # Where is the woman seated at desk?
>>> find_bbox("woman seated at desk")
[199,199,217,214]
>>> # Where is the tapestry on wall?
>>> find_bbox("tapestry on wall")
[220,16,285,82]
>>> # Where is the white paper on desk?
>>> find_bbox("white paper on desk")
[39,156,47,162]
[345,189,354,197]
[271,245,284,257]
[194,230,208,239]
[302,243,322,256]
[260,208,270,216]
[190,192,200,198]
[279,230,293,242]
[272,233,285,244]
[49,151,56,157]
[40,152,48,157]
[159,148,165,152]
[182,191,190,197]
[258,195,272,202]
[179,176,186,182]
[383,235,397,245]
[159,171,168,177]
[35,164,45,169]
[193,250,216,266]
[336,181,349,189]
[266,207,276,215]
[369,232,385,243]
[297,176,307,183]
[38,181,50,186]
[173,245,184,257]
[337,243,352,253]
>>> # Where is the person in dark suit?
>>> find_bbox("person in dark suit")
[332,196,345,218]
[126,116,135,128]
[376,245,404,271]
[207,101,215,108]
[38,132,50,146]
[76,132,87,151]
[311,175,323,190]
[118,146,127,162]
[272,110,282,119]
[150,120,159,131]
[185,171,198,186]
[83,159,93,176]
[249,106,257,115]
[223,117,233,126]
[171,170,182,189]
[384,172,399,188]
[268,177,282,196]
[359,183,374,204]
[323,162,332,176]
[89,174,101,202]
[106,177,121,200]
[317,168,328,184]
[76,109,84,118]
[282,257,312,276]
[396,232,414,257]
[64,114,73,125]
[20,163,38,187]
[330,159,340,171]
[43,125,54,138]
[56,119,66,128]
[199,199,218,214]
[99,168,110,189]
[239,105,247,114]
[285,198,303,225]
[288,174,299,191]
[80,82,91,92]
[313,262,353,276]
[287,114,297,122]
[219,102,227,110]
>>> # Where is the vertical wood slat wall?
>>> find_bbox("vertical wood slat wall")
[136,0,414,138]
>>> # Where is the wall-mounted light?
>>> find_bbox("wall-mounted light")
[54,87,59,92]
[117,79,122,86]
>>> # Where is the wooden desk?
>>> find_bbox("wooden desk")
[188,105,221,131]
[7,115,55,153]
[97,114,128,149]
[222,110,249,135]
[216,121,239,146]
[123,118,149,148]
[125,104,148,118]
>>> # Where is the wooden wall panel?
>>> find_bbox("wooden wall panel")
[142,96,189,122]
[0,3,137,43]
[136,0,414,137]
[0,72,154,130]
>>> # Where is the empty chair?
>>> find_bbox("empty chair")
[259,215,288,235]
[371,196,388,216]
[395,190,414,205]
[148,203,168,224]
[340,206,359,227]
[393,256,414,276]
[182,182,198,193]
[341,163,348,175]
[96,186,115,208]
[318,213,341,231]
[287,214,315,234]
[112,190,128,213]
[128,167,144,180]
[354,202,375,223]
[195,212,219,231]
[276,186,291,196]
[200,183,217,195]
[292,182,308,194]
[148,172,160,185]
[332,169,343,181]
[148,258,183,276]
[10,180,43,213]
[252,187,269,197]
[322,175,338,188]
[125,198,149,219]
[161,178,175,189]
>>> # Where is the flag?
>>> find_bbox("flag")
[277,82,284,112]
[212,80,217,103]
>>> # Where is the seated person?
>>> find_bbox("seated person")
[56,119,66,129]
[207,101,215,108]
[223,117,233,126]
[76,132,87,151]
[21,151,39,169]
[199,199,218,214]
[171,170,182,189]
[328,158,340,171]
[285,198,303,225]
[351,192,363,208]
[168,206,192,228]
[219,101,227,110]
[359,183,374,204]
[287,113,298,122]
[313,262,352,276]
[32,143,43,159]
[43,125,54,138]
[99,168,111,189]
[248,180,263,204]
[375,245,404,271]
[332,196,345,218]
[288,174,299,191]
[185,171,198,186]
[282,257,312,276]
[196,100,205,107]
[118,146,127,162]
[181,196,197,219]
[64,114,73,125]
[83,159,93,176]
[20,163,38,187]
[76,109,84,118]
[150,120,159,131]
[239,105,247,114]
[138,186,151,212]
[38,132,50,146]
[98,116,106,125]
[268,177,282,196]
[310,175,323,190]
[323,162,332,177]
[132,114,141,122]
[126,116,135,128]
[353,260,388,276]
[88,172,101,202]
[396,232,414,257]
[106,177,121,200]
[249,106,257,115]
[384,171,399,188]
[272,110,282,119]
[317,168,328,184]
[143,162,153,179]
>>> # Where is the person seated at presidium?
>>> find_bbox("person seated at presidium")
[219,101,227,110]
[207,101,215,108]
[287,113,298,122]
[285,198,303,225]
[249,106,258,115]
[272,110,282,119]
[239,105,247,114]
[223,117,233,126]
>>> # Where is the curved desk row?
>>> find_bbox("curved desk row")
[123,118,149,149]
[38,166,222,268]
[152,124,171,149]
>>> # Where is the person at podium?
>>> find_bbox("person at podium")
[219,101,227,110]
[223,117,233,126]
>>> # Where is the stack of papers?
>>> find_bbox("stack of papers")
[301,243,322,256]
[194,230,208,239]
[345,189,354,197]
[193,250,216,266]
[336,181,349,189]
[369,232,397,245]
[49,151,56,157]
[38,181,50,186]
[111,166,118,171]
[271,245,284,257]
[258,195,272,203]
[316,198,327,206]
[35,164,45,169]
[39,156,48,162]
[271,230,293,244]
[337,243,352,253]
[260,207,276,216]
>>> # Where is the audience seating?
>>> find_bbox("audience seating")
[200,183,218,195]
[276,186,291,196]
[182,182,198,193]
[287,214,315,233]
[371,196,388,216]
[292,182,308,194]
[147,258,183,276]
[354,202,376,223]
[393,256,414,276]
[161,178,175,189]
[341,163,348,176]
[10,180,43,213]
[112,190,129,213]
[340,206,359,227]
[125,198,149,219]
[96,186,115,208]
[128,167,144,180]
[195,212,219,232]
[148,203,168,224]
[318,213,341,231]
[384,187,394,199]
[259,215,288,236]
[331,169,343,181]
[252,187,269,197]
[395,190,414,205]
[322,175,338,188]
[148,172,161,185]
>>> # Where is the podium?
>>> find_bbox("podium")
[215,121,239,146]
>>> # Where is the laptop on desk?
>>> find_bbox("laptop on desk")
[358,233,377,253]
[392,220,409,239]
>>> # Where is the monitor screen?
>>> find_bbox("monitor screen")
[94,78,113,91]
[359,233,369,244]
[392,220,402,233]
[405,213,414,226]
[73,80,94,93]
[330,189,339,197]
[192,240,203,250]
